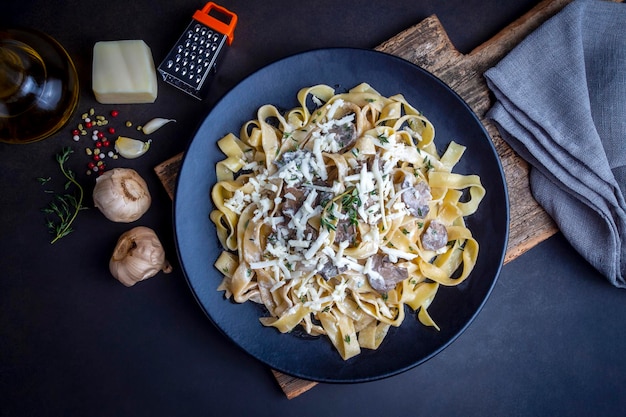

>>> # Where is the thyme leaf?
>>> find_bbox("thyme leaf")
[40,147,86,244]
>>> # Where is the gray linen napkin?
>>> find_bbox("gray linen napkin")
[484,0,626,287]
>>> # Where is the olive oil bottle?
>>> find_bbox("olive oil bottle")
[0,28,79,144]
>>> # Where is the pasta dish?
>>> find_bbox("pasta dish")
[210,83,485,360]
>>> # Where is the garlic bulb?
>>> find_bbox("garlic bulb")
[110,226,172,287]
[93,168,151,222]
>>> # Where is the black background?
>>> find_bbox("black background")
[2,1,626,416]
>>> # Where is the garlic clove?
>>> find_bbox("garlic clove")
[115,136,151,159]
[93,168,151,222]
[110,226,172,287]
[141,117,175,135]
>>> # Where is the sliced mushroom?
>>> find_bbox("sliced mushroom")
[318,257,347,280]
[275,149,311,169]
[281,186,307,218]
[401,174,431,218]
[328,121,357,153]
[334,217,356,245]
[367,254,408,293]
[421,220,448,251]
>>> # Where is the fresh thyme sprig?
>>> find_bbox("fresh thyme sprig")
[39,147,87,244]
[320,187,362,232]
[340,187,361,226]
[320,202,337,231]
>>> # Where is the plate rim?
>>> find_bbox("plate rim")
[173,46,510,383]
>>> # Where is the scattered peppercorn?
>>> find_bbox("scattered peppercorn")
[70,107,166,175]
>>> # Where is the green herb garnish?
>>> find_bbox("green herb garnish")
[423,156,434,171]
[40,147,86,244]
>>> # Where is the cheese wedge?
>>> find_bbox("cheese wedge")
[92,40,158,104]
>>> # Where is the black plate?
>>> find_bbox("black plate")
[174,48,509,383]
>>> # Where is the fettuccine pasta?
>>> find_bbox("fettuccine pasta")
[210,83,485,360]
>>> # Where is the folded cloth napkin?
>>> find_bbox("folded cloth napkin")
[484,0,626,288]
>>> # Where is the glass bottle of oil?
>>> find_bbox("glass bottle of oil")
[0,28,79,144]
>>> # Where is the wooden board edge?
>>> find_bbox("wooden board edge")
[271,370,318,400]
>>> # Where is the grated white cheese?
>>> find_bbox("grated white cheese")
[278,261,292,279]
[370,156,388,230]
[264,216,285,229]
[231,92,451,315]
[266,241,288,259]
[325,99,344,120]
[270,279,286,293]
[304,228,330,260]
[252,197,272,222]
[288,239,311,248]
[331,278,348,302]
[379,245,418,262]
[242,161,259,171]
[223,189,249,214]
[250,259,279,269]
[311,95,324,107]
[335,240,350,266]
[311,138,328,181]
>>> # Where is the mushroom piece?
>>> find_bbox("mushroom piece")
[421,220,448,251]
[401,175,431,219]
[334,217,356,245]
[328,121,357,153]
[274,148,312,169]
[281,186,307,218]
[367,254,409,293]
[318,257,347,280]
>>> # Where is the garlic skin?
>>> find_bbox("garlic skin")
[93,168,151,222]
[110,226,172,287]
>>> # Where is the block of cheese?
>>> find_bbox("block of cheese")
[92,40,158,104]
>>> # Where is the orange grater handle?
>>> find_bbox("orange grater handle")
[193,2,238,45]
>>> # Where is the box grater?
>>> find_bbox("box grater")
[158,2,237,100]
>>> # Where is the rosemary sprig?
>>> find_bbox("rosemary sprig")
[40,147,87,244]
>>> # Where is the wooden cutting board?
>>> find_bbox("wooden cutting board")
[155,0,572,399]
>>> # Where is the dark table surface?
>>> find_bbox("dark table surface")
[2,1,626,416]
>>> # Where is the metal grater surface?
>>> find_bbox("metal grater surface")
[158,21,228,100]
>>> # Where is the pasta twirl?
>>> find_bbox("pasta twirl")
[211,83,485,360]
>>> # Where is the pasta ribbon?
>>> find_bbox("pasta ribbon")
[210,83,485,360]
